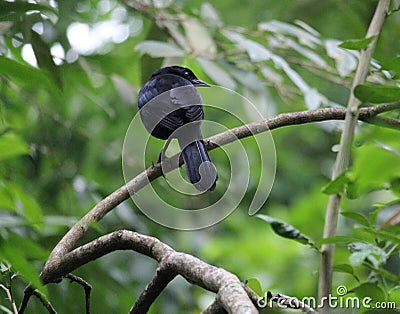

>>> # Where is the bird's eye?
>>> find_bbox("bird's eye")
[184,71,189,76]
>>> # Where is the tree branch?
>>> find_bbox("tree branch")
[34,103,399,313]
[19,285,56,314]
[38,230,257,313]
[318,0,391,309]
[216,283,258,314]
[129,265,177,314]
[0,283,18,314]
[41,103,400,283]
[202,300,227,314]
[64,274,92,314]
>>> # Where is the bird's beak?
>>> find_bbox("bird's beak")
[192,78,210,87]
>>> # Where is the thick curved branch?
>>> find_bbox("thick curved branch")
[216,283,258,313]
[41,103,400,281]
[40,230,257,313]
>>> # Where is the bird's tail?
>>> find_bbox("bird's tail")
[180,140,218,191]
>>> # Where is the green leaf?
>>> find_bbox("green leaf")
[389,286,400,303]
[6,233,48,261]
[246,278,263,296]
[16,191,44,228]
[366,265,400,284]
[315,236,362,247]
[333,263,354,274]
[351,283,386,301]
[30,31,62,89]
[333,264,360,281]
[339,36,376,50]
[346,180,359,200]
[0,133,29,161]
[348,242,386,267]
[0,56,61,98]
[390,177,400,197]
[0,1,56,22]
[0,183,14,211]
[380,56,400,76]
[354,84,400,103]
[0,241,47,295]
[4,182,44,228]
[257,214,314,246]
[135,41,185,58]
[341,211,371,227]
[361,227,400,245]
[322,170,351,195]
[351,144,400,197]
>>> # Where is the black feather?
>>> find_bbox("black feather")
[138,66,217,191]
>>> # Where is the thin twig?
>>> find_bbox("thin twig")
[0,284,18,314]
[129,265,177,314]
[31,290,57,314]
[64,274,92,314]
[18,285,34,314]
[318,0,391,310]
[18,285,57,314]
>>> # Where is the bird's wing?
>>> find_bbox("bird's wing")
[169,85,204,123]
[138,74,189,134]
[138,74,204,136]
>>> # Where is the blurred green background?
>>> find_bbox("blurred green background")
[1,0,399,313]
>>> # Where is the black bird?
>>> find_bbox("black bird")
[138,66,218,191]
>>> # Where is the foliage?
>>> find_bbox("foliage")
[0,0,399,313]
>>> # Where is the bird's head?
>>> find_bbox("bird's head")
[151,66,210,87]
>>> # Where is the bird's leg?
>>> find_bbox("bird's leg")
[157,137,173,179]
[158,137,172,164]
